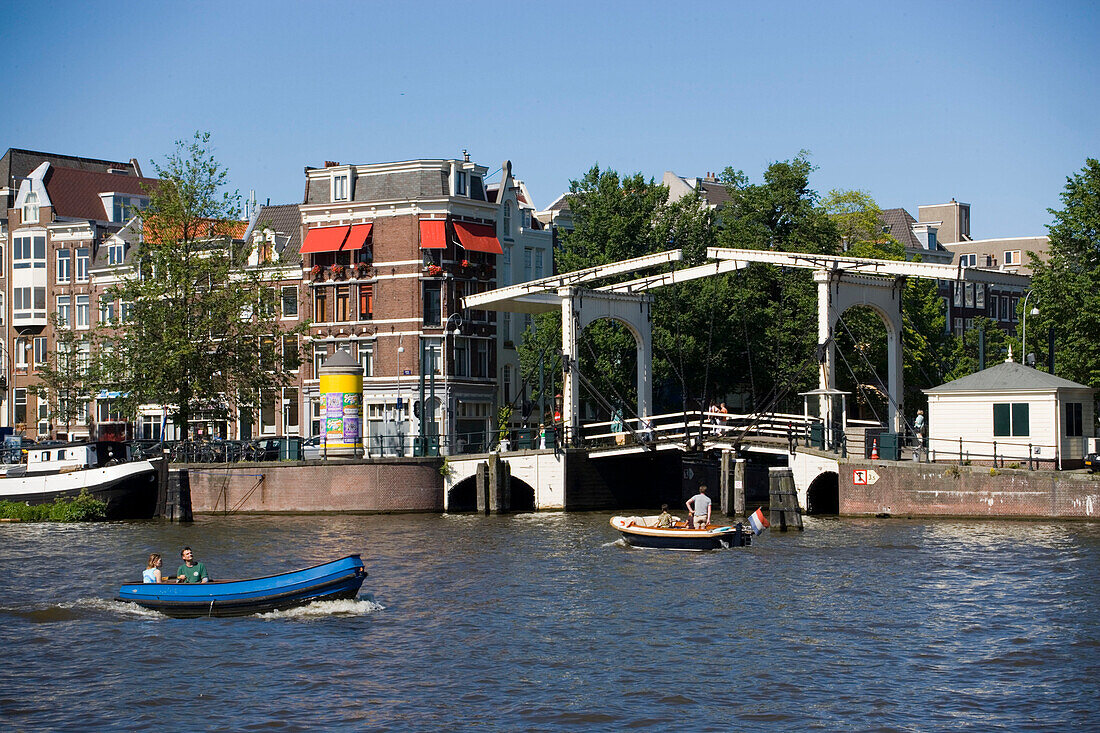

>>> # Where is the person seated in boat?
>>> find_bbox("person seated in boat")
[176,546,210,583]
[686,485,712,529]
[142,553,164,583]
[656,504,673,528]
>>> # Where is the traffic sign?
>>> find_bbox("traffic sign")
[853,469,867,485]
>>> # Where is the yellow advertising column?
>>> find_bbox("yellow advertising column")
[318,350,364,458]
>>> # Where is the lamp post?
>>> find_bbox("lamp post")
[443,313,462,454]
[1021,290,1040,366]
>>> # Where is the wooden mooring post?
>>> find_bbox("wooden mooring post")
[163,468,193,523]
[720,451,746,517]
[767,467,803,531]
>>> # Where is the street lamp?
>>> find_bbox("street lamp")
[443,314,462,454]
[1021,290,1040,366]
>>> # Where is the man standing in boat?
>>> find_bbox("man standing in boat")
[686,485,711,529]
[177,547,210,583]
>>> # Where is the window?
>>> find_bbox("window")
[455,171,467,196]
[422,339,441,376]
[13,235,31,266]
[453,337,468,377]
[1066,403,1083,437]
[99,299,116,325]
[358,342,374,377]
[502,312,512,344]
[953,317,963,335]
[423,282,441,326]
[38,393,49,435]
[260,287,277,318]
[14,388,27,425]
[960,253,976,268]
[503,201,512,239]
[113,196,138,222]
[23,191,39,223]
[76,295,90,329]
[524,248,533,281]
[314,287,329,322]
[282,334,299,371]
[107,241,126,265]
[993,403,1029,437]
[964,283,974,308]
[33,337,48,366]
[976,285,985,309]
[503,365,512,403]
[120,301,133,323]
[57,249,71,283]
[76,248,90,282]
[313,343,329,377]
[281,286,298,318]
[334,285,350,322]
[333,175,348,201]
[928,230,937,249]
[14,338,28,371]
[358,284,373,320]
[1000,296,1010,322]
[283,388,299,434]
[473,339,489,378]
[1011,297,1019,322]
[260,390,277,434]
[1004,250,1021,265]
[535,250,545,278]
[990,295,999,320]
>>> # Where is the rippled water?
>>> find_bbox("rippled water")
[1,514,1098,731]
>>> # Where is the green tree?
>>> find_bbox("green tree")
[1027,158,1100,387]
[29,314,92,437]
[823,188,884,252]
[99,132,304,437]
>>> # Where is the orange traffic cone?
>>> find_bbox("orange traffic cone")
[871,438,879,460]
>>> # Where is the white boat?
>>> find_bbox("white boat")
[0,442,159,518]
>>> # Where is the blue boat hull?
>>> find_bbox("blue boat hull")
[117,554,367,618]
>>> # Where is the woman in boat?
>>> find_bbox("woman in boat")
[142,553,163,583]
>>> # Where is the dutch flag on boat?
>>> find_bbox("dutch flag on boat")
[749,507,770,535]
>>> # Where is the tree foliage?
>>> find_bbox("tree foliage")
[99,132,304,436]
[1027,157,1100,387]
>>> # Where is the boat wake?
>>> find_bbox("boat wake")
[254,596,384,620]
[0,597,163,622]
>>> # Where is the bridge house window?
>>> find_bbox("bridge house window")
[1066,403,1083,437]
[993,403,1029,437]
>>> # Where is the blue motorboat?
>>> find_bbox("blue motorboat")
[117,555,367,618]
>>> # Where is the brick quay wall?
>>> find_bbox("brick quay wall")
[185,459,444,514]
[841,460,1100,518]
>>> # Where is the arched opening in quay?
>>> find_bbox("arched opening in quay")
[447,476,478,512]
[805,471,840,515]
[509,478,536,511]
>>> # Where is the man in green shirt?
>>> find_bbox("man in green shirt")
[176,546,210,583]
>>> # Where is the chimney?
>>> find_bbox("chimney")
[463,149,470,163]
[324,161,340,168]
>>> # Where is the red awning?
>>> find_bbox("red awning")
[342,222,373,251]
[453,221,502,254]
[419,219,447,249]
[300,225,350,254]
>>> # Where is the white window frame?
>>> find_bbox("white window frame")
[75,247,90,283]
[333,174,348,202]
[281,285,299,319]
[23,191,39,223]
[1004,250,1021,265]
[57,248,71,283]
[107,241,125,266]
[75,294,90,329]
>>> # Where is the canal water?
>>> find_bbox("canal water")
[1,513,1098,731]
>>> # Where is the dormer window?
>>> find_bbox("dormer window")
[333,174,349,201]
[107,241,126,266]
[23,192,39,223]
[112,196,139,223]
[455,171,468,196]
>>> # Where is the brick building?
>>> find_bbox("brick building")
[1,148,156,439]
[299,155,518,455]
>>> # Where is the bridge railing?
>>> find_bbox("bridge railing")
[579,410,825,449]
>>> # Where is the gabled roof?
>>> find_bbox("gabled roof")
[925,360,1093,394]
[879,208,921,250]
[246,204,304,265]
[44,166,157,221]
[1,148,141,208]
[696,180,731,208]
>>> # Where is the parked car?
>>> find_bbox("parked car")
[303,435,323,460]
[1086,452,1098,473]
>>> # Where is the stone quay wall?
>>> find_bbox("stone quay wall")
[841,460,1100,518]
[185,458,444,514]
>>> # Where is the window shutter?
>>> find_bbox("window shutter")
[993,404,1011,437]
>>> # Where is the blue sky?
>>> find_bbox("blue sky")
[3,1,1097,238]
